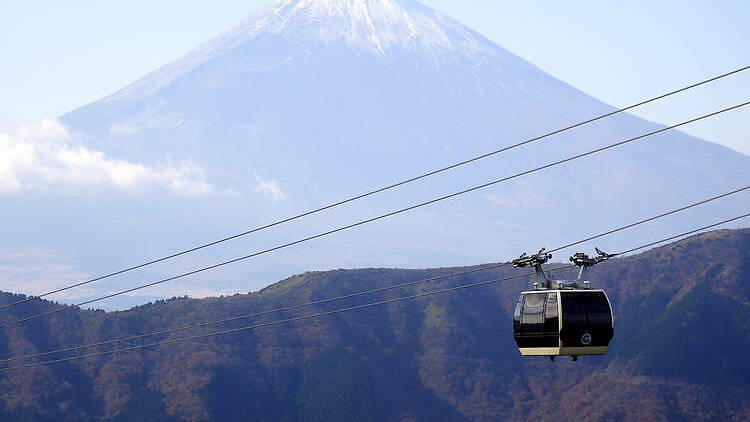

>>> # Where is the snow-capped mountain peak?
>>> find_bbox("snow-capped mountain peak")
[104,0,502,103]
[264,0,453,54]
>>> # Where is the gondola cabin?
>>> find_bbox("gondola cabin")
[513,286,613,357]
[510,248,616,360]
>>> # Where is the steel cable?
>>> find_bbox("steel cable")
[1,66,746,313]
[1,212,747,371]
[1,185,746,364]
[0,102,746,330]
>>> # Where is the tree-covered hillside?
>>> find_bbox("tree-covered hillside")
[1,228,749,421]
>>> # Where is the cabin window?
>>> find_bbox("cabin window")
[545,292,558,319]
[521,293,545,326]
[513,297,522,322]
[561,292,612,326]
[586,292,612,325]
[543,292,559,333]
[561,293,587,325]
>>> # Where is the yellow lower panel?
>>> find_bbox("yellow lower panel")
[518,347,560,356]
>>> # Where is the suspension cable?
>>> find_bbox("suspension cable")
[1,67,745,313]
[1,102,746,330]
[2,213,747,371]
[1,186,746,364]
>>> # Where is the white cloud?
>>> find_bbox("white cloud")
[253,172,287,200]
[0,118,213,194]
[161,160,214,194]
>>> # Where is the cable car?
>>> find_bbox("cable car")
[511,248,614,361]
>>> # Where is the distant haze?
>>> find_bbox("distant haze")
[1,0,748,308]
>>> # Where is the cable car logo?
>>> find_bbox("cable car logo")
[581,333,592,345]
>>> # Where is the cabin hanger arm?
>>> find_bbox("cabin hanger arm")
[570,248,618,287]
[510,248,552,289]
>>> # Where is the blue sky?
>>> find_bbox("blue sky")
[1,0,748,154]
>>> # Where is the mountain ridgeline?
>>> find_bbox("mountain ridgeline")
[0,228,749,421]
[17,0,744,299]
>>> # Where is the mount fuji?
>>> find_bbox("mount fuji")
[3,0,748,306]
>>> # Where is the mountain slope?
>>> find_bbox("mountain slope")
[19,0,741,301]
[0,228,749,421]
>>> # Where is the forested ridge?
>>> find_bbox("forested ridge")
[1,229,749,421]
